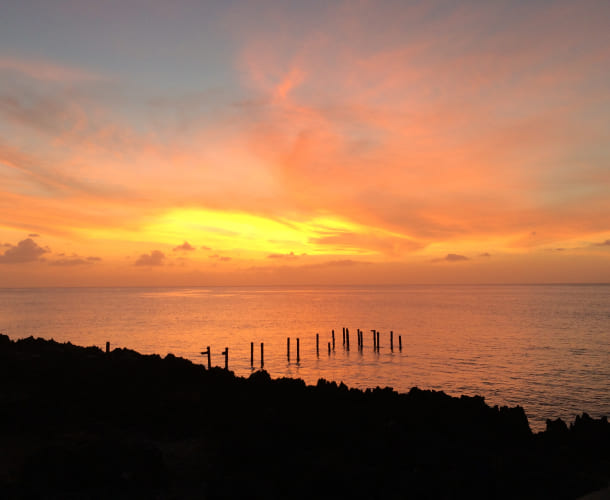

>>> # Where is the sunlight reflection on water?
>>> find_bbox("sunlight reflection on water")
[1,284,609,431]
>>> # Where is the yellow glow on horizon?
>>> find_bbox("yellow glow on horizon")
[79,208,404,258]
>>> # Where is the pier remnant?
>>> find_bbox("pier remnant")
[222,347,228,370]
[251,342,254,366]
[297,338,300,363]
[287,337,291,362]
[316,333,319,356]
[261,342,264,368]
[200,346,211,369]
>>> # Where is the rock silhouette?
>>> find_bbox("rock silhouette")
[0,334,608,499]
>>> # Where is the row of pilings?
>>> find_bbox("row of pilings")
[210,328,403,370]
[105,328,403,371]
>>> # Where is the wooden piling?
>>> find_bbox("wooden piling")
[328,341,331,355]
[376,331,380,351]
[261,342,264,368]
[372,330,376,350]
[346,329,350,350]
[222,347,228,370]
[296,338,300,363]
[287,337,291,362]
[332,330,335,350]
[399,335,402,351]
[105,341,110,353]
[342,327,346,346]
[200,346,211,369]
[316,333,319,356]
[251,342,254,366]
[390,331,394,351]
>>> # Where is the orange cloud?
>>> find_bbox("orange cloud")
[173,241,196,251]
[1,2,609,285]
[135,251,165,267]
[0,238,48,264]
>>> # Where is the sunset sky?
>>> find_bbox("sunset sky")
[1,0,609,286]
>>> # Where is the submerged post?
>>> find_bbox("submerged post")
[105,341,110,353]
[399,335,402,352]
[261,342,264,368]
[390,331,394,352]
[222,347,228,370]
[316,333,319,356]
[297,337,300,363]
[251,342,254,366]
[287,337,291,362]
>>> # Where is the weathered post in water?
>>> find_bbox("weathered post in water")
[201,346,211,369]
[316,333,319,356]
[332,330,335,350]
[251,342,254,366]
[222,348,229,370]
[106,341,110,354]
[346,329,350,350]
[342,327,345,346]
[390,331,394,352]
[297,338,300,363]
[376,331,380,351]
[372,330,376,350]
[399,335,402,351]
[328,341,331,355]
[261,342,264,368]
[287,337,291,362]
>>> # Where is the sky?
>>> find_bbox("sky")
[1,0,609,286]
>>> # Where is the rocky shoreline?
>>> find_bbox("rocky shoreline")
[1,334,608,499]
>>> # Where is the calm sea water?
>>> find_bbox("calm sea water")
[1,284,609,431]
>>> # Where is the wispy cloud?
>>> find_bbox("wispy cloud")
[432,254,469,263]
[49,257,90,266]
[267,251,300,259]
[209,254,231,262]
[0,56,103,83]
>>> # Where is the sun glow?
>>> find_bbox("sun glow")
[73,208,397,258]
[148,208,390,257]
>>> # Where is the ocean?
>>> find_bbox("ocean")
[1,284,608,431]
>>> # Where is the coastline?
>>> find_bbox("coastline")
[1,334,608,499]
